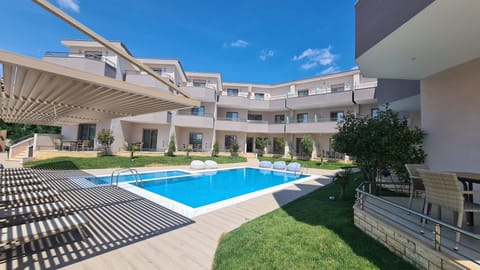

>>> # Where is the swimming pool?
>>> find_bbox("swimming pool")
[85,170,190,185]
[135,167,309,208]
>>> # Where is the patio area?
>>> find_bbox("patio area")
[0,165,334,269]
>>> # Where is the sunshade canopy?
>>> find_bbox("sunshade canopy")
[0,50,199,126]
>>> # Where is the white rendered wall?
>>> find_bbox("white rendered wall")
[421,58,480,173]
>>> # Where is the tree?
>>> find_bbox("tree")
[332,107,426,183]
[273,137,285,155]
[167,136,176,156]
[299,135,314,160]
[334,168,354,201]
[97,129,114,155]
[255,137,267,157]
[127,144,139,161]
[185,145,192,159]
[211,141,219,157]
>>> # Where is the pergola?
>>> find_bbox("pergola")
[0,50,199,126]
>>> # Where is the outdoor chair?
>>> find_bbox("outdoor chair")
[1,183,49,195]
[0,200,70,225]
[259,160,272,168]
[190,160,206,170]
[204,160,218,169]
[417,169,480,249]
[1,189,60,206]
[405,164,428,209]
[273,161,286,170]
[286,162,302,173]
[0,212,89,252]
[53,138,62,150]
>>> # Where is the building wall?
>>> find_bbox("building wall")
[421,58,480,172]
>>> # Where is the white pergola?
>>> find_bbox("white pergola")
[0,50,199,126]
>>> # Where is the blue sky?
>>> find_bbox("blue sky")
[2,0,358,84]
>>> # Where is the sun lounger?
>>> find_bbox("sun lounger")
[287,162,302,173]
[259,160,272,168]
[0,212,89,251]
[273,161,286,170]
[190,160,206,170]
[204,160,218,169]
[1,183,50,195]
[0,200,70,223]
[0,178,43,187]
[1,190,59,205]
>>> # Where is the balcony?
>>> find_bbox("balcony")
[215,118,248,132]
[120,111,170,125]
[43,52,117,78]
[286,119,339,134]
[180,86,216,102]
[218,95,286,111]
[246,121,285,133]
[124,70,173,93]
[174,112,214,129]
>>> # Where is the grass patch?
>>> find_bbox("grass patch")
[24,155,246,170]
[213,173,415,270]
[258,156,356,170]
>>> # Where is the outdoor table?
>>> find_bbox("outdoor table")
[61,140,80,151]
[453,172,480,225]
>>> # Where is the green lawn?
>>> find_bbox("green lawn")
[24,155,247,170]
[213,173,415,270]
[258,156,356,170]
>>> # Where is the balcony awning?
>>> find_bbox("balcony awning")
[0,50,199,126]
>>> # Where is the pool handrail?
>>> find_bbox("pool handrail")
[110,168,143,187]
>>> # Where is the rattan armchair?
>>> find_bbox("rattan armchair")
[417,169,480,249]
[405,164,428,209]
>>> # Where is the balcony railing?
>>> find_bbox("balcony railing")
[44,51,116,68]
[176,111,214,118]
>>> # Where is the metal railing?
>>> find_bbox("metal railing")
[44,51,117,68]
[355,181,480,262]
[110,168,143,187]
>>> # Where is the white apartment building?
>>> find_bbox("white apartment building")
[43,40,378,158]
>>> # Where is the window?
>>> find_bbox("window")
[298,89,309,97]
[254,93,265,100]
[296,113,308,123]
[189,133,203,150]
[227,88,239,96]
[142,129,158,151]
[84,51,102,61]
[191,106,205,116]
[193,80,206,87]
[371,108,380,119]
[225,135,237,150]
[77,124,96,149]
[330,111,344,122]
[331,84,345,93]
[248,114,262,121]
[226,112,238,121]
[274,115,285,124]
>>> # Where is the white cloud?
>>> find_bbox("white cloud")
[319,66,340,75]
[57,0,80,12]
[229,40,249,48]
[351,65,359,70]
[293,46,338,70]
[259,49,274,61]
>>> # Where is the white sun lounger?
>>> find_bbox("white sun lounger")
[190,160,206,170]
[0,200,70,223]
[0,213,89,252]
[1,190,59,205]
[204,160,218,169]
[273,161,286,170]
[1,183,50,195]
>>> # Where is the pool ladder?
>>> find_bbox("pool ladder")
[110,168,143,187]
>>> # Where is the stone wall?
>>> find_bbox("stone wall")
[354,206,472,270]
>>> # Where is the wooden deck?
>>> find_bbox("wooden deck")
[1,164,335,269]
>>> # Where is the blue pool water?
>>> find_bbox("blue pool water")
[139,167,309,208]
[86,170,190,185]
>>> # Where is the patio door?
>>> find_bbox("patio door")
[78,124,96,149]
[142,129,158,151]
[246,137,254,152]
[189,133,203,151]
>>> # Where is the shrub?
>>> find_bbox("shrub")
[288,150,294,161]
[167,136,176,156]
[299,135,314,160]
[273,137,285,154]
[97,129,114,156]
[212,141,219,157]
[255,137,267,156]
[186,145,192,159]
[332,106,426,182]
[229,142,239,157]
[127,144,139,160]
[334,168,354,201]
